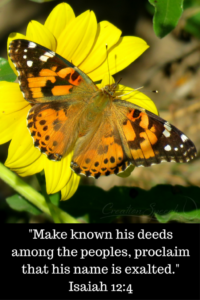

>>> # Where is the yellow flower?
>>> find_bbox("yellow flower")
[0,2,155,200]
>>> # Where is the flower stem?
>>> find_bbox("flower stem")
[0,163,79,223]
[36,173,62,223]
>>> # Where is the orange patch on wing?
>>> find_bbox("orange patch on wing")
[115,143,124,165]
[46,131,65,151]
[51,85,73,95]
[146,129,158,145]
[57,67,73,79]
[76,134,125,177]
[39,69,57,77]
[123,120,136,140]
[139,113,149,129]
[31,87,43,98]
[32,108,67,156]
[70,73,83,86]
[36,108,67,122]
[140,132,155,158]
[130,149,144,160]
[28,77,56,87]
[127,109,136,121]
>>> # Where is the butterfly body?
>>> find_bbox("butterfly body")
[9,39,197,178]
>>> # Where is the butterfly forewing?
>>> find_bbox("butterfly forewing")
[113,99,197,167]
[8,39,97,103]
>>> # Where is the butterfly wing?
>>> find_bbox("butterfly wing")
[8,39,98,104]
[9,39,99,160]
[112,99,197,166]
[27,101,85,161]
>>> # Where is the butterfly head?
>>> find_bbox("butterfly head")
[101,79,122,99]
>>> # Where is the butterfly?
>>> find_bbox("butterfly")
[8,39,197,179]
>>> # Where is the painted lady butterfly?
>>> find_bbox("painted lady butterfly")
[9,39,197,178]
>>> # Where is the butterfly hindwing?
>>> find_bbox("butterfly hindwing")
[27,101,84,161]
[71,107,131,178]
[9,39,97,103]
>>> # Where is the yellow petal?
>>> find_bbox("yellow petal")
[57,10,97,66]
[0,82,28,115]
[45,3,75,39]
[0,82,30,144]
[61,172,80,201]
[26,21,57,51]
[88,36,149,82]
[7,32,27,75]
[79,21,121,74]
[44,152,73,194]
[0,107,28,144]
[5,106,42,170]
[10,155,45,177]
[117,84,158,115]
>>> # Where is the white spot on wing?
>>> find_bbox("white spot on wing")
[27,60,33,67]
[39,55,48,62]
[23,55,27,59]
[164,145,171,151]
[24,49,28,52]
[180,144,184,148]
[44,51,55,57]
[174,147,178,151]
[181,134,188,142]
[28,42,36,48]
[164,122,172,131]
[163,129,170,138]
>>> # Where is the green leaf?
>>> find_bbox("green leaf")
[184,11,200,39]
[149,0,184,38]
[0,58,16,82]
[6,194,41,215]
[60,184,200,223]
